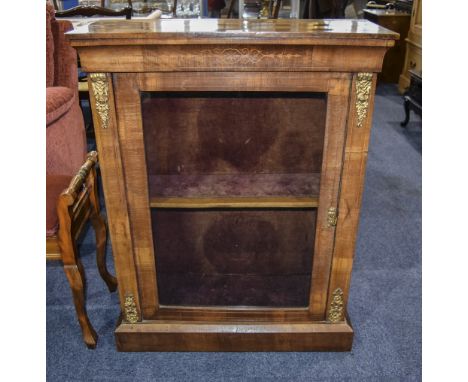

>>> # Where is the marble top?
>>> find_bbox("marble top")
[66,18,399,45]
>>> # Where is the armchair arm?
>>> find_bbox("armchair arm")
[57,151,100,264]
[61,151,98,204]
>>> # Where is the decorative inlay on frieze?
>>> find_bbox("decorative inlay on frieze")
[200,47,302,65]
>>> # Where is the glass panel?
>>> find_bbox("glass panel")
[141,91,326,196]
[152,208,316,307]
[141,91,327,307]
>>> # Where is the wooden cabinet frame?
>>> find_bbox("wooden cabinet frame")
[70,19,396,351]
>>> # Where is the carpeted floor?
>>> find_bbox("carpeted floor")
[46,84,421,381]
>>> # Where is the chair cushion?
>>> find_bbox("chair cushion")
[46,87,75,126]
[46,174,72,236]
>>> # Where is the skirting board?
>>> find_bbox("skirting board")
[115,319,354,352]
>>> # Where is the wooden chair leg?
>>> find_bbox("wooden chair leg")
[90,211,117,292]
[57,152,110,349]
[88,166,118,292]
[62,246,98,349]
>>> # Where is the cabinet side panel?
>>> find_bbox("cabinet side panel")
[113,74,159,318]
[326,73,377,320]
[87,73,141,318]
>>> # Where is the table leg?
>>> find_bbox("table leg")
[401,96,410,127]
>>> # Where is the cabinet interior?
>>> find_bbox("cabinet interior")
[141,91,327,307]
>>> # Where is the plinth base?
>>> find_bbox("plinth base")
[115,319,354,352]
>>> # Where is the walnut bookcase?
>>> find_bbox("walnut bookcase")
[67,19,397,351]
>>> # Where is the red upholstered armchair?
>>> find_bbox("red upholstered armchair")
[46,3,117,348]
[46,3,84,179]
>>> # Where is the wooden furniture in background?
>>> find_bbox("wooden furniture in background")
[55,4,132,19]
[52,1,135,12]
[398,0,421,92]
[46,152,118,348]
[401,69,421,126]
[395,0,413,13]
[365,0,394,10]
[67,19,397,352]
[363,8,410,83]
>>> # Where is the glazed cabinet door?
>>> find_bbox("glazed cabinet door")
[100,71,357,322]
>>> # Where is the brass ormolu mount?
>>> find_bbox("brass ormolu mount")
[124,293,139,323]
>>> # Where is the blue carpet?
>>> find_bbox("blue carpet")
[46,84,421,381]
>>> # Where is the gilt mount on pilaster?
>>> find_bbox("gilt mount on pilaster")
[89,73,110,129]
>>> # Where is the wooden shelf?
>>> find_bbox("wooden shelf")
[150,196,318,209]
[148,173,320,209]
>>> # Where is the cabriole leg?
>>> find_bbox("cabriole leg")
[62,245,98,349]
